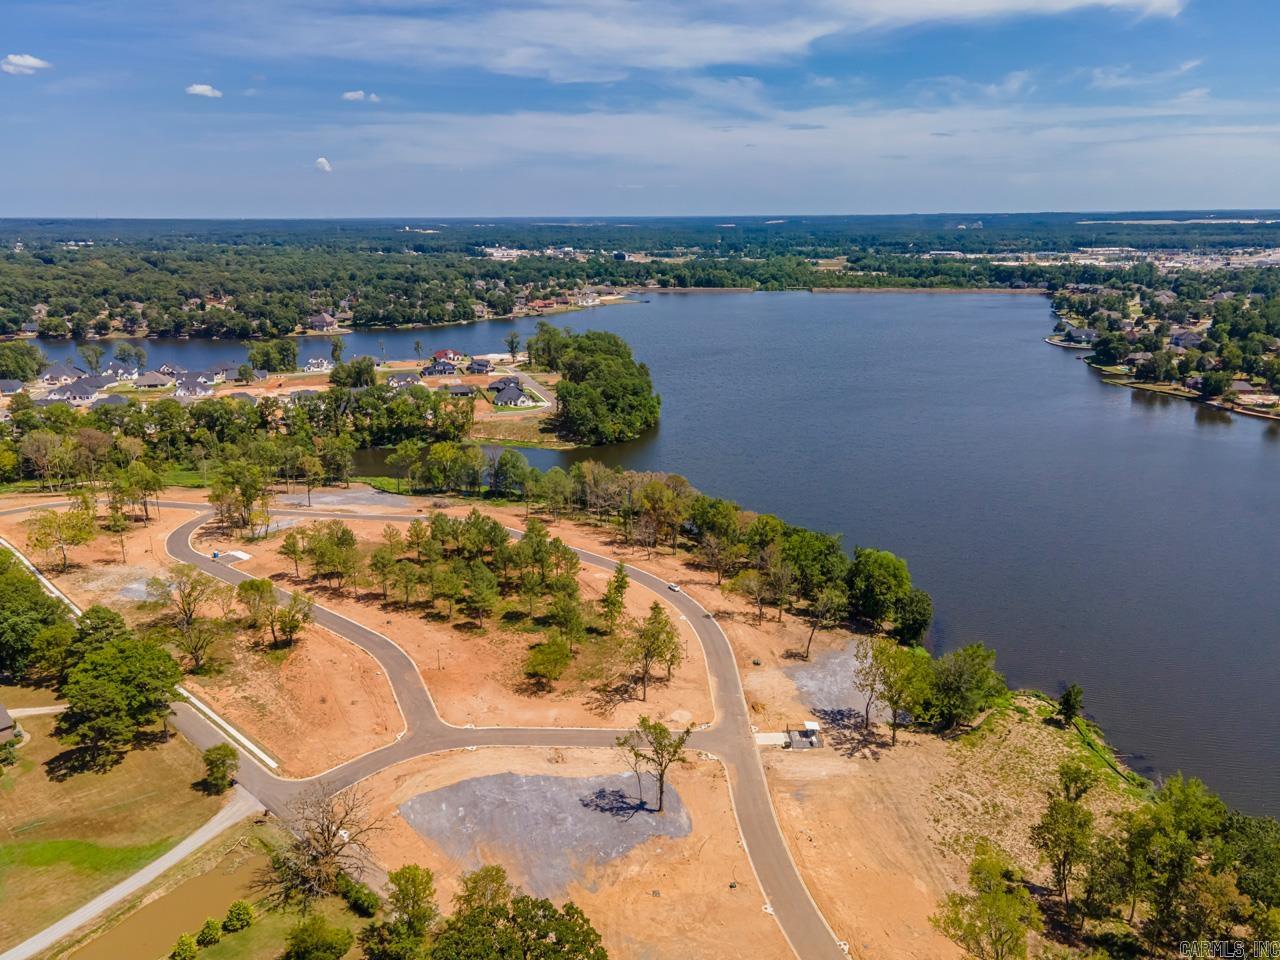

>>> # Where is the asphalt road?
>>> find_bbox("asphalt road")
[6,498,846,960]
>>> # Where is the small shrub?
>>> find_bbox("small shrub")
[170,934,198,960]
[524,634,571,682]
[0,739,17,767]
[282,915,354,960]
[335,871,381,917]
[196,917,222,947]
[222,898,253,933]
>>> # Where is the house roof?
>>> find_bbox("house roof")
[0,380,23,393]
[492,384,527,405]
[135,371,173,386]
[0,703,12,731]
[42,361,85,380]
[439,384,475,396]
[488,376,520,390]
[92,394,129,409]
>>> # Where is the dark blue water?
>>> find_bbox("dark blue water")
[39,293,1280,813]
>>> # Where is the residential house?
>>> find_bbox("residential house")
[433,348,464,363]
[305,357,334,373]
[438,384,475,397]
[1229,379,1262,396]
[173,378,214,399]
[492,383,534,407]
[386,373,421,389]
[307,313,340,332]
[47,380,103,406]
[1124,352,1153,367]
[0,380,24,396]
[135,371,174,389]
[1062,327,1098,344]
[157,362,187,377]
[92,394,130,410]
[488,376,521,391]
[0,703,13,743]
[1171,330,1204,349]
[39,361,86,386]
[423,361,457,376]
[288,389,322,405]
[467,358,494,374]
[100,362,139,381]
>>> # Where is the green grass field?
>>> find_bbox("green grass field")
[0,714,222,951]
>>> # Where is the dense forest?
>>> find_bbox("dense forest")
[525,323,661,444]
[3,215,1280,340]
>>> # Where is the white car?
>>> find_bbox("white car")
[668,583,682,593]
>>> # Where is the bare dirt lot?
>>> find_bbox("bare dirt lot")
[0,492,402,779]
[764,696,1140,960]
[185,624,402,778]
[209,516,714,729]
[359,747,793,960]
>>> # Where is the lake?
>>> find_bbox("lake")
[38,292,1280,814]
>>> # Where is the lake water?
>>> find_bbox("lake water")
[38,293,1280,814]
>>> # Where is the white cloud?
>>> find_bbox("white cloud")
[185,82,223,98]
[2,54,53,76]
[314,156,333,172]
[213,0,1183,83]
[342,89,381,102]
[1088,57,1202,90]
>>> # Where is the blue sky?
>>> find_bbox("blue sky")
[2,0,1278,217]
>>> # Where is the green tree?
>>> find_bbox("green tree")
[626,601,682,701]
[432,896,606,960]
[1032,796,1095,908]
[932,841,1042,960]
[24,499,98,572]
[282,915,354,960]
[202,743,239,795]
[1058,683,1084,726]
[600,561,629,634]
[60,634,182,765]
[616,715,691,813]
[282,529,305,577]
[929,644,1005,730]
[0,552,68,675]
[892,587,933,645]
[877,642,935,745]
[453,864,515,913]
[803,584,847,659]
[847,547,911,625]
[505,331,521,361]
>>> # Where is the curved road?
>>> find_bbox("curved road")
[9,499,845,960]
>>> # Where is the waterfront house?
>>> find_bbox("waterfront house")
[305,357,334,373]
[0,380,24,395]
[100,362,139,381]
[423,361,457,376]
[1124,352,1153,367]
[1063,327,1099,344]
[492,383,535,407]
[467,358,494,374]
[308,313,340,332]
[39,361,86,386]
[135,371,174,389]
[433,348,464,363]
[488,376,521,391]
[386,373,420,389]
[157,362,187,377]
[1229,379,1262,396]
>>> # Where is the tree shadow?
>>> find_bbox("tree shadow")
[451,620,484,634]
[500,609,529,626]
[811,707,892,757]
[579,787,648,820]
[44,744,123,780]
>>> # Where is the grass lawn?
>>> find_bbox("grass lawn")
[0,715,223,951]
[194,898,362,960]
[0,682,60,709]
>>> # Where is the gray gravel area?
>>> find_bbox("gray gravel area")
[398,772,691,896]
[277,488,418,510]
[785,641,870,716]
